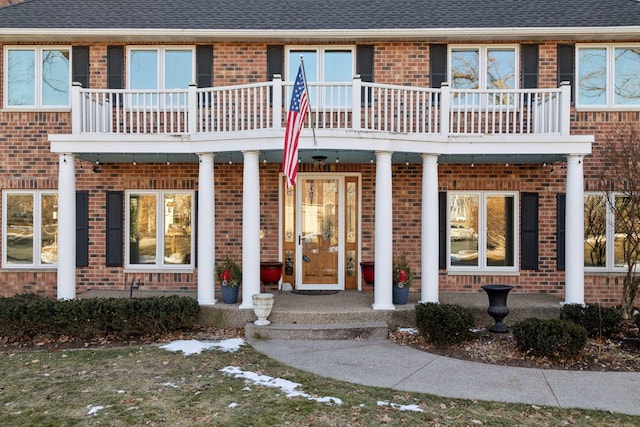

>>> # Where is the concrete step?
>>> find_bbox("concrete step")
[245,321,389,341]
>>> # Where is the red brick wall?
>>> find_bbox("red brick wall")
[0,40,638,306]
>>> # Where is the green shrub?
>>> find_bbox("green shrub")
[512,318,588,360]
[415,302,475,346]
[0,294,200,343]
[560,303,622,338]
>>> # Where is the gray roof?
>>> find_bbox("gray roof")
[1,0,640,30]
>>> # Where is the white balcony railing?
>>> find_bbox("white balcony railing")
[72,79,571,137]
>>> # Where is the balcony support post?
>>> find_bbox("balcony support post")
[188,83,198,135]
[352,75,361,130]
[559,82,571,135]
[240,150,262,309]
[421,153,439,303]
[440,82,451,137]
[71,82,82,134]
[57,153,76,300]
[373,150,395,310]
[197,152,217,306]
[272,75,283,129]
[564,154,585,305]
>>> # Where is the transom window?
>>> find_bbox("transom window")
[448,192,518,271]
[287,46,354,108]
[577,45,640,109]
[4,46,70,108]
[126,191,194,269]
[584,193,640,270]
[2,190,58,268]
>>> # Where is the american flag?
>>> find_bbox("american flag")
[282,65,309,189]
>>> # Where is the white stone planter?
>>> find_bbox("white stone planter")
[252,293,274,326]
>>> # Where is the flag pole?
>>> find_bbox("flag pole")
[299,55,317,146]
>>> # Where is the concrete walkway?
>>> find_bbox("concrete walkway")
[248,337,640,416]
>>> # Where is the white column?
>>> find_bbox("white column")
[373,151,395,310]
[421,154,439,303]
[564,154,585,304]
[240,150,261,309]
[197,153,216,305]
[57,153,76,300]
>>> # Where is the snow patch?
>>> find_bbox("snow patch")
[86,405,104,416]
[220,366,342,406]
[160,338,244,356]
[377,400,424,412]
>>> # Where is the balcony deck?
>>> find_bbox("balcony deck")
[51,79,592,164]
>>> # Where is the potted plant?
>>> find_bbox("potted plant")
[392,254,413,305]
[216,256,242,304]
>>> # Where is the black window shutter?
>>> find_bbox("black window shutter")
[267,45,284,80]
[521,44,538,89]
[356,45,374,82]
[557,193,566,271]
[357,45,374,106]
[521,192,539,270]
[267,45,284,107]
[106,191,123,267]
[72,46,90,88]
[76,191,89,267]
[196,45,213,88]
[107,46,124,89]
[439,192,446,269]
[557,44,575,103]
[430,44,447,88]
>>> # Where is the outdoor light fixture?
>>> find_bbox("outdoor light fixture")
[312,155,327,166]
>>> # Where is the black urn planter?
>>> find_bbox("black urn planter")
[481,284,513,333]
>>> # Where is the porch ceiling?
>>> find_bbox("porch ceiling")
[75,151,566,166]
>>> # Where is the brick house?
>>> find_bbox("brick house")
[0,0,638,310]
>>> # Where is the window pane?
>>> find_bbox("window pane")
[41,49,69,106]
[578,48,607,105]
[451,49,479,89]
[450,194,478,267]
[486,49,515,90]
[41,194,58,264]
[324,50,352,107]
[163,193,192,265]
[6,194,34,264]
[288,50,317,108]
[614,47,640,105]
[130,50,158,89]
[584,195,606,267]
[7,50,35,106]
[129,194,156,265]
[486,195,514,267]
[614,196,640,268]
[164,50,192,89]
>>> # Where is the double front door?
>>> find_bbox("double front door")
[283,173,359,290]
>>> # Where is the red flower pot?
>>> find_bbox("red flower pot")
[260,262,284,285]
[360,261,375,286]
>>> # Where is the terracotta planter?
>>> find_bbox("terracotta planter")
[360,261,375,286]
[260,261,284,285]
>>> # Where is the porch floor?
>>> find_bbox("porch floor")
[79,288,563,329]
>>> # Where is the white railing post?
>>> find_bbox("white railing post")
[71,82,83,134]
[352,74,361,130]
[272,74,283,129]
[188,82,198,134]
[559,82,571,135]
[439,82,451,137]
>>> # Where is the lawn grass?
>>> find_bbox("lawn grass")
[0,342,638,426]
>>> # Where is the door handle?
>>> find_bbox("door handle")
[298,235,301,245]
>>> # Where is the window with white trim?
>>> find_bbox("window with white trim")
[448,192,518,271]
[286,46,355,108]
[2,190,58,268]
[4,46,71,108]
[449,45,518,90]
[126,191,194,269]
[577,45,640,109]
[584,193,640,270]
